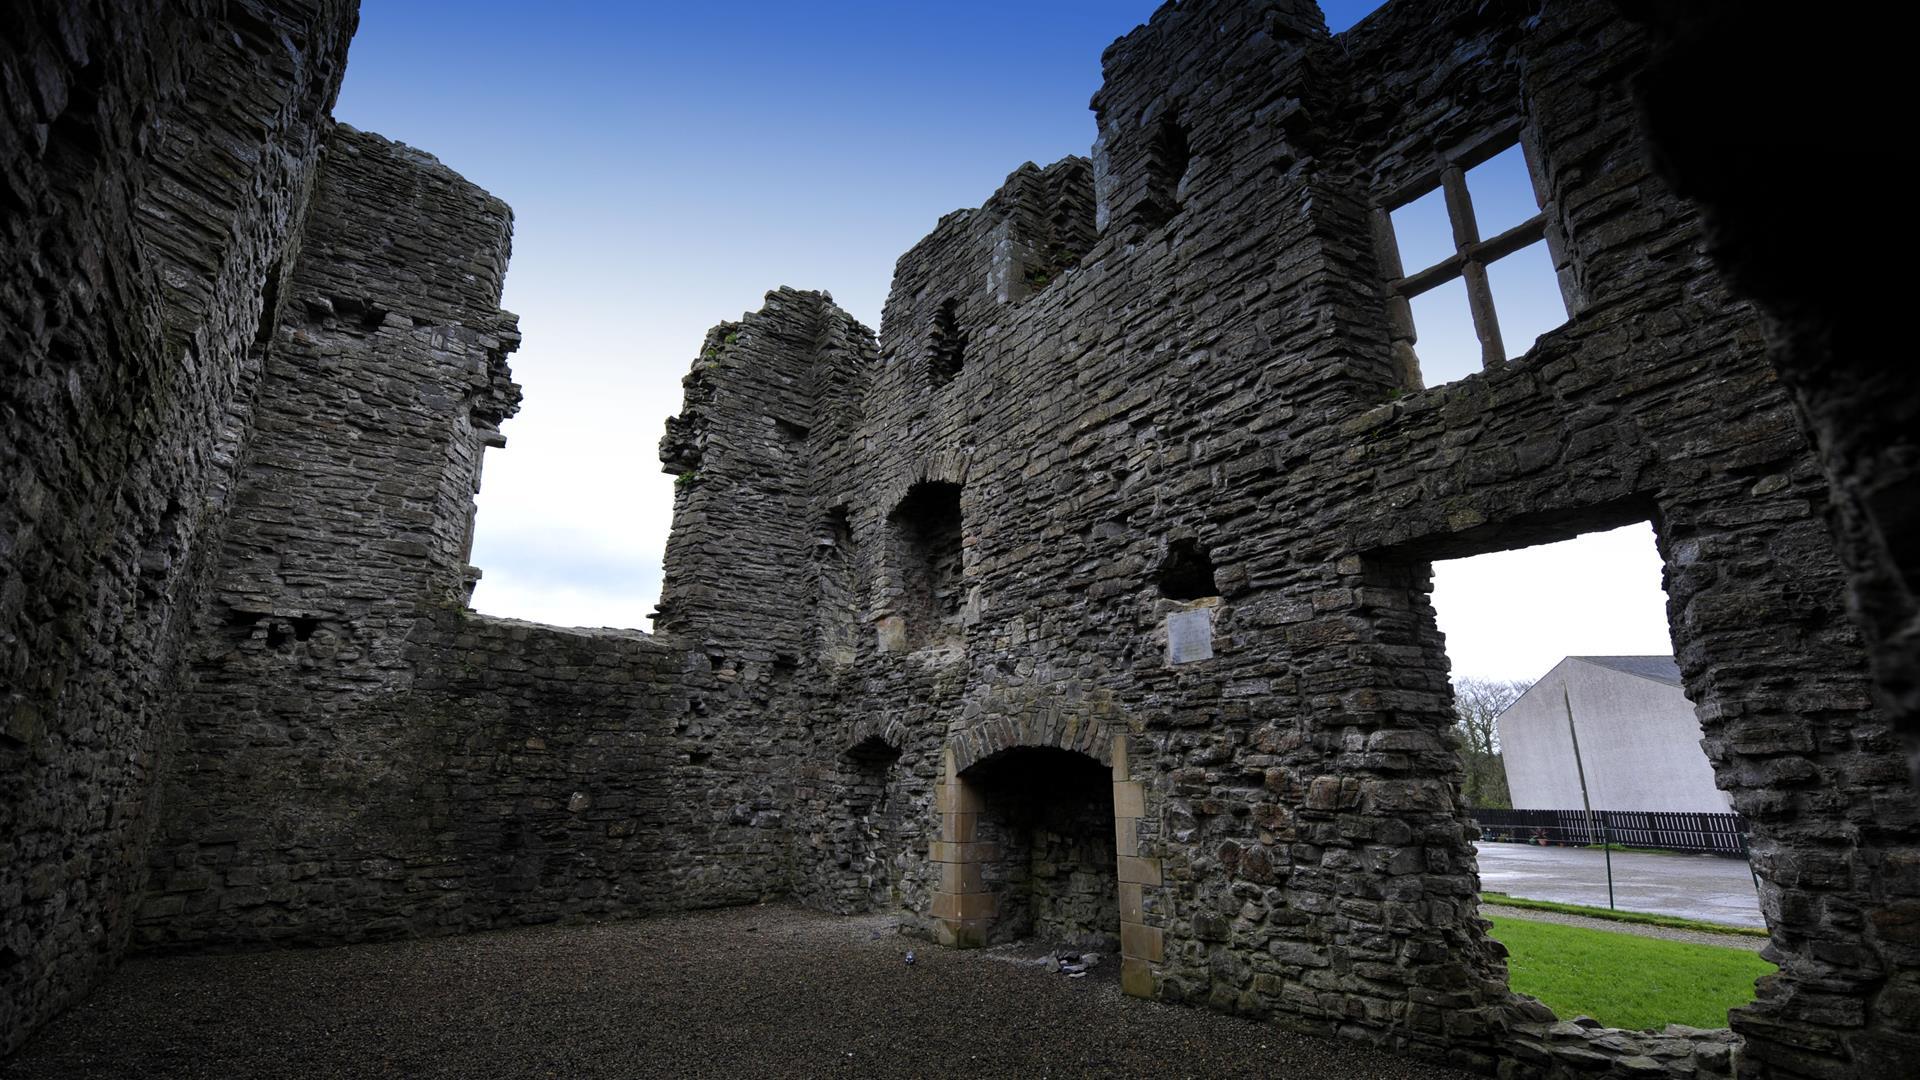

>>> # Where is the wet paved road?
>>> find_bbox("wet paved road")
[1474,842,1765,929]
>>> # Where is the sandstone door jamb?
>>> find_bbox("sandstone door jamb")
[1112,732,1161,998]
[931,744,995,946]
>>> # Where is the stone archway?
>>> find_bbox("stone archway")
[931,726,1160,998]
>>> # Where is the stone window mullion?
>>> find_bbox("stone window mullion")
[1442,166,1506,370]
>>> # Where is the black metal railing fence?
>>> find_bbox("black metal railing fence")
[1471,808,1748,858]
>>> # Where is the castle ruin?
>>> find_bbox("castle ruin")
[4,1,1916,1077]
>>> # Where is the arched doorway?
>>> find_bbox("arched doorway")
[840,735,903,911]
[930,731,1161,996]
[958,746,1117,948]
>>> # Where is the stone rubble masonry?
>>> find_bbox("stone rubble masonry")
[2,3,1917,1080]
[1,0,355,1054]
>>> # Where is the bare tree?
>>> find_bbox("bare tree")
[1451,677,1532,809]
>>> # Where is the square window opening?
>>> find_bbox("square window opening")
[1415,520,1768,1032]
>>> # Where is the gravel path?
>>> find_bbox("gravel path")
[1482,903,1766,951]
[4,904,1473,1080]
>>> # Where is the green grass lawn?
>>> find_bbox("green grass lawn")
[1487,915,1774,1030]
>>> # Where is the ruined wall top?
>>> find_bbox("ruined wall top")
[301,126,519,340]
[211,123,522,625]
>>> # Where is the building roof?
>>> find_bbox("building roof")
[1571,655,1682,687]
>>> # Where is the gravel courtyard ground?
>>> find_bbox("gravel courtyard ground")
[1474,842,1765,929]
[4,905,1475,1080]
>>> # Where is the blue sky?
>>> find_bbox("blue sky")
[333,1,1672,681]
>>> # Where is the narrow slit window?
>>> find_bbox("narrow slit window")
[1136,117,1192,230]
[929,298,965,387]
[815,505,860,660]
[887,481,964,648]
[1374,137,1569,388]
[1151,119,1191,210]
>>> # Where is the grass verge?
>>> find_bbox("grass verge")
[1481,891,1769,938]
[1487,915,1772,1030]
[1578,843,1710,858]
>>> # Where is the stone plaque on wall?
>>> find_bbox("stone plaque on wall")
[1166,608,1213,665]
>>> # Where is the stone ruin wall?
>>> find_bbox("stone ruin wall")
[132,123,800,950]
[2,0,795,1046]
[660,1,1920,1075]
[3,1,1918,1078]
[1,0,355,1049]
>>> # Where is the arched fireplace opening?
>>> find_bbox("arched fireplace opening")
[960,746,1119,950]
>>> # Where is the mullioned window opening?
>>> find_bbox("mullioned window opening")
[1373,134,1569,388]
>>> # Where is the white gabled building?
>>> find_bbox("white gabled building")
[1496,655,1732,813]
